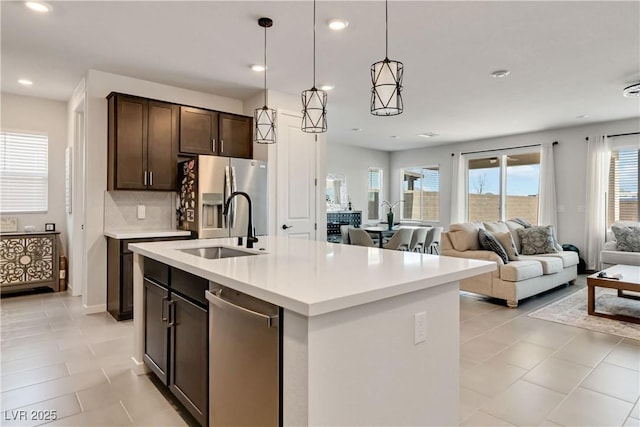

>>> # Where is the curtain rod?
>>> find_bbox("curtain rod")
[452,141,558,156]
[585,132,640,141]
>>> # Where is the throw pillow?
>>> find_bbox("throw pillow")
[611,225,640,252]
[493,231,519,261]
[478,229,509,264]
[517,226,560,255]
[483,221,510,234]
[505,220,525,252]
[509,217,533,228]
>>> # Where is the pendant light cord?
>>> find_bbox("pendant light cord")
[264,23,268,106]
[313,0,317,87]
[385,0,389,59]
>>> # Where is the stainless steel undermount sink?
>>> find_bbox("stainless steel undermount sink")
[179,246,258,259]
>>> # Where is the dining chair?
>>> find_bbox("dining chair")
[383,227,413,251]
[427,227,443,254]
[409,227,429,252]
[340,225,352,244]
[348,228,376,247]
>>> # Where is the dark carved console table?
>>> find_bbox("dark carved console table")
[0,231,60,293]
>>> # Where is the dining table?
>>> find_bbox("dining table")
[363,225,430,249]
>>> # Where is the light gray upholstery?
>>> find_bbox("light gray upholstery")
[384,228,413,251]
[409,227,429,252]
[348,228,376,247]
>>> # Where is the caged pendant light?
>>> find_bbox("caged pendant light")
[254,17,276,144]
[301,0,327,133]
[371,0,404,116]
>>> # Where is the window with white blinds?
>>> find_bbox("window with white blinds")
[401,166,440,221]
[368,168,382,220]
[0,131,49,213]
[608,148,638,226]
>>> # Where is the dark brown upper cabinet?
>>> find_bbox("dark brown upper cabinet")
[179,106,219,155]
[180,107,252,159]
[108,93,178,191]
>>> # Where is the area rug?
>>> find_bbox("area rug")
[529,287,640,340]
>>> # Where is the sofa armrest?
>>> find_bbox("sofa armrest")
[603,241,618,251]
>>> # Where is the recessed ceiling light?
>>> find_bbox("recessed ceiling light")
[251,64,266,72]
[418,132,439,138]
[320,85,334,91]
[18,79,33,86]
[491,70,510,78]
[24,1,52,13]
[351,128,362,132]
[390,135,399,139]
[328,19,349,31]
[623,82,640,97]
[576,114,589,119]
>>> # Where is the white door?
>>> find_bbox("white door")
[71,101,86,297]
[276,111,317,240]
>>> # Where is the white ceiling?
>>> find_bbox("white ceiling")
[2,1,639,151]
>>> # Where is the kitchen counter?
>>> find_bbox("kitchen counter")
[129,236,496,426]
[103,229,191,239]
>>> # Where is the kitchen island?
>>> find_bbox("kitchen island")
[129,236,495,426]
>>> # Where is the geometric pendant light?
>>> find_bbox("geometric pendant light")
[301,0,328,133]
[254,17,277,144]
[371,0,404,116]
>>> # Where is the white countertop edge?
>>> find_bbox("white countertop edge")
[129,242,496,317]
[104,230,192,239]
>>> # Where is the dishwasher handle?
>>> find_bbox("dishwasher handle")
[205,290,279,328]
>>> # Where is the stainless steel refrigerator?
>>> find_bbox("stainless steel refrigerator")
[177,156,268,239]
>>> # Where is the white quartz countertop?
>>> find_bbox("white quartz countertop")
[129,236,496,316]
[104,230,192,239]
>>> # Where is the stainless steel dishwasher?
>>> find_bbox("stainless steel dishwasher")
[205,284,281,427]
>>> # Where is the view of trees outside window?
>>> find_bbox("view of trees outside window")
[401,166,439,221]
[467,152,540,224]
[608,149,638,227]
[368,168,382,220]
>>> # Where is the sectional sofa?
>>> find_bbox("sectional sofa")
[601,221,640,269]
[441,221,578,308]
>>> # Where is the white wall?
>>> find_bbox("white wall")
[326,144,390,223]
[390,117,640,255]
[1,93,68,254]
[81,70,244,310]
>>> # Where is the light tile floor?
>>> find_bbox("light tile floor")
[1,275,638,426]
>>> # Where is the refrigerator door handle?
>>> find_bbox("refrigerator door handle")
[224,166,232,229]
[231,166,238,228]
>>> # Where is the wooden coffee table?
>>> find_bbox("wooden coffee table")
[587,265,640,324]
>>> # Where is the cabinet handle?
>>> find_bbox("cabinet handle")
[167,300,176,327]
[212,139,216,152]
[144,171,148,186]
[221,139,224,153]
[149,171,153,186]
[161,296,168,322]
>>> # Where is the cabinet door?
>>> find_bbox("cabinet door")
[114,95,148,189]
[169,293,208,426]
[121,253,133,318]
[219,113,252,159]
[143,279,169,384]
[148,101,179,190]
[180,107,218,155]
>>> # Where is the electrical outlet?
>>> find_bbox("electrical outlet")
[414,312,427,344]
[137,204,146,220]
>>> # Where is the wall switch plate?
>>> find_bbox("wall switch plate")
[137,204,146,220]
[414,312,427,344]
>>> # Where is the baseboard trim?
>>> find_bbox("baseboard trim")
[83,303,106,315]
[131,356,150,375]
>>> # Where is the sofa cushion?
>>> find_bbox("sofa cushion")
[611,225,640,252]
[518,226,561,255]
[536,251,579,267]
[518,255,563,274]
[601,249,640,266]
[500,260,543,282]
[484,221,510,234]
[508,217,533,228]
[493,231,520,261]
[505,220,525,252]
[478,229,509,264]
[448,222,485,251]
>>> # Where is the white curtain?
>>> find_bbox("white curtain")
[538,142,557,230]
[585,135,611,270]
[450,153,466,224]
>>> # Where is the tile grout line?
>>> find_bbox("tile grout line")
[101,367,111,384]
[75,391,85,412]
[119,400,134,424]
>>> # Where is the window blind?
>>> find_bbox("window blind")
[368,168,382,220]
[0,131,48,213]
[609,149,638,224]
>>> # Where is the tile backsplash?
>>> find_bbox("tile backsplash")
[104,191,176,231]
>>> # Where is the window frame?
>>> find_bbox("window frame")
[400,165,440,222]
[367,167,383,221]
[0,129,49,214]
[607,137,640,226]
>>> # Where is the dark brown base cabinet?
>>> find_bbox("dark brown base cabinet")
[107,236,190,321]
[143,259,208,427]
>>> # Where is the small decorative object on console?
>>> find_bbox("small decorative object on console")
[45,223,56,232]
